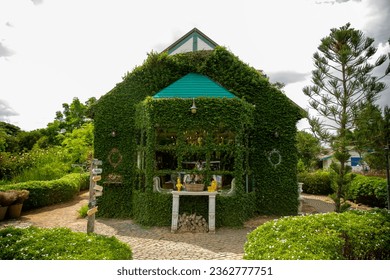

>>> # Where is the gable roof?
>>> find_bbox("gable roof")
[162,28,218,55]
[153,73,236,99]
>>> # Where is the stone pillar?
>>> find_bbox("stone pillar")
[298,182,304,214]
[171,193,180,232]
[208,193,216,233]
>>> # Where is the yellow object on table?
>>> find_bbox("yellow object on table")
[176,178,183,191]
[208,179,217,192]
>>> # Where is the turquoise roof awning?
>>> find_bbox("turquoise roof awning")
[153,73,237,99]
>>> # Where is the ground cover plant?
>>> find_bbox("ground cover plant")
[244,209,390,260]
[0,226,132,260]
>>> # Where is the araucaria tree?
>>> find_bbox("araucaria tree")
[303,23,390,212]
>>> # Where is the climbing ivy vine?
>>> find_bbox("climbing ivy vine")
[93,47,303,224]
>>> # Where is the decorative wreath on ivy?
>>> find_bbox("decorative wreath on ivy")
[108,148,123,169]
[267,148,282,168]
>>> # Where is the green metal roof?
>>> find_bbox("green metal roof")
[153,73,236,99]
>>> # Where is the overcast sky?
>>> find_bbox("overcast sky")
[0,0,389,131]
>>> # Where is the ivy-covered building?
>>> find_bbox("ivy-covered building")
[93,28,303,226]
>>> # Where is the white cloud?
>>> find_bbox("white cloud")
[0,99,18,123]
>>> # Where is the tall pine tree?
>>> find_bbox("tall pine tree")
[303,23,390,212]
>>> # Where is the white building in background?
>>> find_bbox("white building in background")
[320,149,369,172]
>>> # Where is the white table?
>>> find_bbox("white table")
[171,191,218,233]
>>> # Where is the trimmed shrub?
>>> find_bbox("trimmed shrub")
[216,192,257,227]
[0,173,89,210]
[244,209,390,260]
[131,190,258,228]
[348,175,387,208]
[298,171,332,195]
[132,191,172,226]
[0,226,132,260]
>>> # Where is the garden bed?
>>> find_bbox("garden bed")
[0,226,132,260]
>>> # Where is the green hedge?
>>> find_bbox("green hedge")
[131,190,257,227]
[298,171,332,195]
[216,192,257,227]
[132,191,172,226]
[244,209,390,260]
[0,226,132,260]
[298,172,388,208]
[348,175,387,208]
[0,173,89,210]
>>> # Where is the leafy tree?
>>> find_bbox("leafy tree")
[55,97,96,133]
[303,23,390,211]
[16,130,44,152]
[0,129,7,152]
[353,104,390,170]
[296,130,322,171]
[33,97,97,149]
[0,122,21,153]
[61,122,94,164]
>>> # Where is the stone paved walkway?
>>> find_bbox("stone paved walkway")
[301,194,336,213]
[0,191,336,260]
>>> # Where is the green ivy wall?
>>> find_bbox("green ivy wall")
[93,47,303,225]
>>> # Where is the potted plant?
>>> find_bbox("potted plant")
[7,190,29,219]
[0,191,17,221]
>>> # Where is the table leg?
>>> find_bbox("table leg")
[208,194,216,233]
[171,193,179,233]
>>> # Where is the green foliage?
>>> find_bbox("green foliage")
[10,147,73,183]
[77,204,89,218]
[0,122,22,153]
[303,23,390,212]
[132,190,172,226]
[96,183,133,218]
[244,209,390,260]
[298,170,333,195]
[94,47,302,220]
[61,122,94,164]
[216,193,257,227]
[55,97,96,133]
[329,161,355,209]
[131,190,258,227]
[0,141,78,182]
[0,226,132,260]
[0,173,89,210]
[296,131,321,171]
[138,97,253,193]
[353,104,389,171]
[0,123,94,183]
[349,175,387,208]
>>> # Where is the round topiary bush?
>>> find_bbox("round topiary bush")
[0,226,132,260]
[244,209,390,260]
